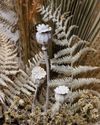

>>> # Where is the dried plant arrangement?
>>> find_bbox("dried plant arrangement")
[33,0,100,124]
[0,0,100,125]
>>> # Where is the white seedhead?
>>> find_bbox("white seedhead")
[54,85,69,103]
[36,24,52,44]
[31,66,46,84]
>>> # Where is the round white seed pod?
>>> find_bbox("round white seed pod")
[54,86,69,103]
[36,24,52,45]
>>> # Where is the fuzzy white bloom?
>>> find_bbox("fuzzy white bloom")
[54,86,69,103]
[54,85,69,95]
[36,24,52,44]
[31,66,46,82]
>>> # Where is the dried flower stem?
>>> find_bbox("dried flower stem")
[32,83,39,112]
[42,45,50,112]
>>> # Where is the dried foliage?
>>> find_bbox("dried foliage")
[42,0,100,42]
[0,0,100,125]
[0,0,39,108]
[38,0,100,97]
[2,91,100,125]
[0,33,37,106]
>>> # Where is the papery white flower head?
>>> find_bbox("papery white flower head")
[37,24,52,33]
[36,24,52,44]
[54,86,69,95]
[31,66,46,81]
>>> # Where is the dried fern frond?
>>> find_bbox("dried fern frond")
[54,40,88,59]
[0,33,37,106]
[52,38,68,46]
[38,2,100,111]
[0,1,19,43]
[40,0,99,41]
[14,69,36,96]
[49,77,72,87]
[0,72,20,105]
[0,15,13,28]
[0,34,19,76]
[0,90,5,104]
[49,77,100,89]
[51,47,96,65]
[31,51,44,66]
[0,57,37,105]
[0,62,37,106]
[0,38,40,105]
[0,1,38,107]
[0,8,17,26]
[51,65,99,76]
[26,51,44,76]
[69,78,100,89]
